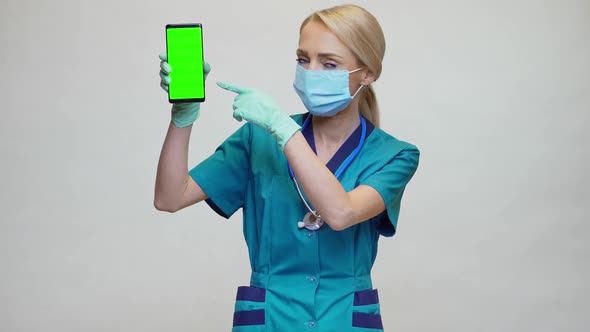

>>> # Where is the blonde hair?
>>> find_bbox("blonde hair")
[300,5,386,127]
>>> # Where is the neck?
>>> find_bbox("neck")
[311,106,361,147]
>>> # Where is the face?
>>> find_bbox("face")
[296,20,374,95]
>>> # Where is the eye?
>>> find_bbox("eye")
[296,57,309,65]
[323,62,337,69]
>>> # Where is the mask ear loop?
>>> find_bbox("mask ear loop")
[349,67,365,99]
[351,84,364,99]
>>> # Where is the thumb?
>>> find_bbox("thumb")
[216,81,252,94]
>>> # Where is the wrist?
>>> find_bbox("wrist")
[272,116,301,151]
[171,103,201,128]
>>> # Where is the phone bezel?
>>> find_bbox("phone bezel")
[165,23,205,103]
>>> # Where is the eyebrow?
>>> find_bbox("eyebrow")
[296,49,343,59]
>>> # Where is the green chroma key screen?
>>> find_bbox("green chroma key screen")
[166,24,205,102]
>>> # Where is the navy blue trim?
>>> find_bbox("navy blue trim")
[325,122,363,174]
[352,312,384,329]
[354,289,380,306]
[204,198,229,219]
[372,212,396,237]
[233,309,265,326]
[236,286,266,302]
[302,113,317,154]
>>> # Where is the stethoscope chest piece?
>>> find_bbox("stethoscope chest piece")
[297,211,324,231]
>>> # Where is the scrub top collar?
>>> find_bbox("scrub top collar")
[301,113,375,175]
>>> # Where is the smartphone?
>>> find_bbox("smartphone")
[165,23,205,103]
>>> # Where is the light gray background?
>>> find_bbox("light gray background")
[1,0,588,331]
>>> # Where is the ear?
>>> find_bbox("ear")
[361,68,376,86]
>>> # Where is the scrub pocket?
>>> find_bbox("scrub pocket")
[352,289,384,331]
[232,286,267,332]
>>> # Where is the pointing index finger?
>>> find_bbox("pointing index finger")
[216,81,252,94]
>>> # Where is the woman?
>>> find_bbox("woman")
[155,4,419,331]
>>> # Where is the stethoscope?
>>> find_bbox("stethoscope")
[288,114,367,231]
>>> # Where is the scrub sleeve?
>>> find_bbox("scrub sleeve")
[360,144,420,237]
[188,123,252,219]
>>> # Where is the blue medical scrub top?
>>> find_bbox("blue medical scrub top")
[189,113,419,331]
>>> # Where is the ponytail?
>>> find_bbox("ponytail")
[359,85,380,128]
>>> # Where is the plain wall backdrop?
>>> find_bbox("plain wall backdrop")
[1,0,588,331]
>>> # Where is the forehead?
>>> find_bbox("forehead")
[298,20,354,58]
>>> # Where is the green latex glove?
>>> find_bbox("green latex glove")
[216,81,301,150]
[159,52,211,128]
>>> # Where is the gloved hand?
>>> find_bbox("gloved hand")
[216,81,301,150]
[159,53,211,128]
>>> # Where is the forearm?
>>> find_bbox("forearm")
[283,132,353,230]
[154,120,192,210]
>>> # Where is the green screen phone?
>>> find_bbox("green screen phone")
[165,23,205,103]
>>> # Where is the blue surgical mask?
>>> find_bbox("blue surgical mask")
[293,65,364,117]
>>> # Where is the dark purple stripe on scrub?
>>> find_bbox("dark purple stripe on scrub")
[302,113,317,154]
[236,286,266,302]
[354,289,380,306]
[233,309,265,326]
[204,198,230,219]
[325,120,363,173]
[372,212,396,237]
[352,312,384,329]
